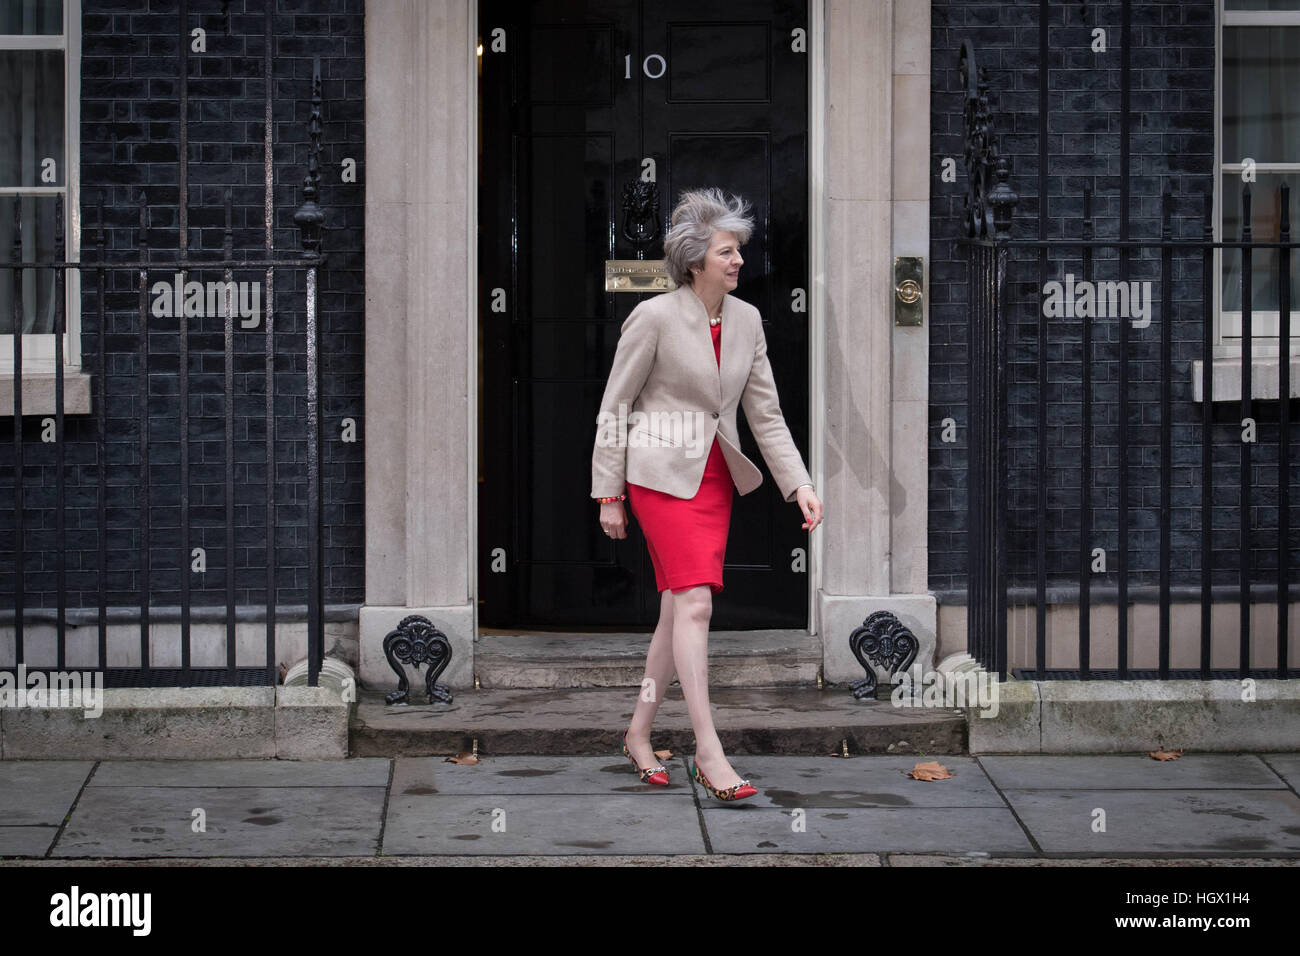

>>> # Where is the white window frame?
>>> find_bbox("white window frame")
[1214,0,1300,361]
[0,0,81,377]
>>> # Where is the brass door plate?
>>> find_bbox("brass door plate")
[894,256,924,326]
[605,259,677,293]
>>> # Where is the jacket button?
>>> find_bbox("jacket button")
[712,412,719,419]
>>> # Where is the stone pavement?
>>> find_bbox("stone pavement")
[2,753,1300,862]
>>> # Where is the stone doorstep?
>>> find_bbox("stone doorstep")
[354,676,1300,759]
[472,629,822,688]
[349,685,969,757]
[965,679,1300,754]
[0,686,351,761]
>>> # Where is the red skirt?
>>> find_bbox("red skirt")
[626,321,733,594]
[627,436,734,594]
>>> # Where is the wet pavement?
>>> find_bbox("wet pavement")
[3,752,1300,861]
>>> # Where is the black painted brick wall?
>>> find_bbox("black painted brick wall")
[930,0,1300,596]
[0,0,365,610]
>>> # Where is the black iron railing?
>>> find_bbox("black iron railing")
[956,38,1297,681]
[1,5,328,688]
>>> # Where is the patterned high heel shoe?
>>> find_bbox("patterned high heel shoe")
[621,732,669,785]
[692,759,757,801]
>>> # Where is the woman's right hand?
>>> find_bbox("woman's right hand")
[600,500,628,539]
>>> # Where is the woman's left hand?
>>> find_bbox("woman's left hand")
[796,486,823,532]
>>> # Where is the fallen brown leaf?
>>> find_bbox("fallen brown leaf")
[653,748,673,760]
[906,760,955,781]
[445,752,479,765]
[1148,747,1183,761]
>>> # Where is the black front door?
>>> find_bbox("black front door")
[478,0,809,629]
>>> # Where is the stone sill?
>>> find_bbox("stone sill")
[966,678,1300,754]
[0,685,352,760]
[1190,356,1300,402]
[0,371,93,415]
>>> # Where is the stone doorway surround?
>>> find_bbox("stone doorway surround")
[359,0,936,691]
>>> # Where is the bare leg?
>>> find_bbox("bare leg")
[624,588,677,769]
[671,584,744,790]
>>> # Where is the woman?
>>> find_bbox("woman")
[591,187,824,801]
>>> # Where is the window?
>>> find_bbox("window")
[1217,0,1300,358]
[0,0,80,377]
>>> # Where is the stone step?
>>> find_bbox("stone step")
[472,628,823,688]
[349,685,967,757]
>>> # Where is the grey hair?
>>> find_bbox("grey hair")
[662,187,754,287]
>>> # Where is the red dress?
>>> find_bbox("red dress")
[626,321,733,594]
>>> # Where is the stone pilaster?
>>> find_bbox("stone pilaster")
[818,0,936,684]
[360,0,475,690]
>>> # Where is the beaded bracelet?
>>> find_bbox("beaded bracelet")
[596,493,626,504]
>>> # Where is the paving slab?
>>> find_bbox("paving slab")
[1260,753,1300,791]
[690,755,1005,809]
[4,853,884,867]
[0,761,94,825]
[52,785,386,858]
[391,755,694,795]
[9,754,1300,861]
[887,856,1300,867]
[979,754,1283,790]
[0,827,60,857]
[1002,788,1300,854]
[7,853,1300,866]
[382,793,707,856]
[702,807,1036,854]
[89,758,391,789]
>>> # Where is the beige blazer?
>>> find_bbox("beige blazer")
[591,284,813,502]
